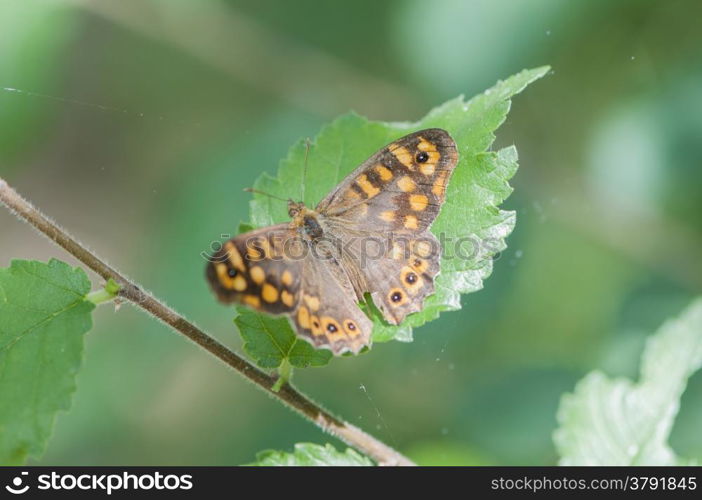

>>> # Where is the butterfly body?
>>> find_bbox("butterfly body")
[287,202,324,240]
[207,129,458,355]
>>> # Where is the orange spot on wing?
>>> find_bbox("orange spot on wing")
[281,290,295,307]
[411,258,429,274]
[297,306,310,329]
[310,315,323,335]
[374,164,393,181]
[420,163,436,176]
[303,294,321,312]
[224,242,245,271]
[243,294,261,308]
[409,194,429,211]
[417,137,438,152]
[233,275,248,291]
[356,174,380,198]
[249,266,265,284]
[397,176,416,192]
[392,146,414,168]
[379,211,395,222]
[262,283,279,303]
[390,242,407,260]
[412,240,433,258]
[344,189,361,200]
[432,170,449,197]
[215,263,236,289]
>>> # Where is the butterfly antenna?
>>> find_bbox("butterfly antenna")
[301,137,311,203]
[243,188,288,202]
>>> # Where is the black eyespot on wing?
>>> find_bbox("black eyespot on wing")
[405,272,417,284]
[416,151,429,163]
[227,268,238,278]
[391,291,403,303]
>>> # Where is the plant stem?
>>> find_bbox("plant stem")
[0,177,414,466]
[272,359,292,393]
[85,288,115,305]
[86,278,121,305]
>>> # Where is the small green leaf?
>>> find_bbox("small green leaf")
[236,67,548,360]
[250,442,373,466]
[554,297,702,465]
[234,307,332,369]
[0,259,94,465]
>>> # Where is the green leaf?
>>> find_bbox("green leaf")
[250,442,374,466]
[234,307,332,369]
[554,297,702,465]
[0,259,94,465]
[242,66,548,351]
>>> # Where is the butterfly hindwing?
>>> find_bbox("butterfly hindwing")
[291,254,372,354]
[337,229,442,325]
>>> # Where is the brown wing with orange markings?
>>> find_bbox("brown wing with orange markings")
[206,224,303,315]
[206,224,372,355]
[290,251,372,355]
[317,128,457,326]
[317,128,458,233]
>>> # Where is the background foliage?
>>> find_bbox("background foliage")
[1,0,701,465]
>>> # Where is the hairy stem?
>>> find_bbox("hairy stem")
[0,177,414,466]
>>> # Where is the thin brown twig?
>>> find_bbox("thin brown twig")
[0,177,414,466]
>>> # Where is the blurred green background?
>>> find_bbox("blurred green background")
[1,0,701,465]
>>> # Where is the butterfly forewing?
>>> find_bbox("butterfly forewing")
[317,128,458,233]
[206,225,302,314]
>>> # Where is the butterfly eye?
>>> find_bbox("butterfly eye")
[227,268,238,278]
[415,151,429,163]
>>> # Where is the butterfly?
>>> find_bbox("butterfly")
[206,129,458,355]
